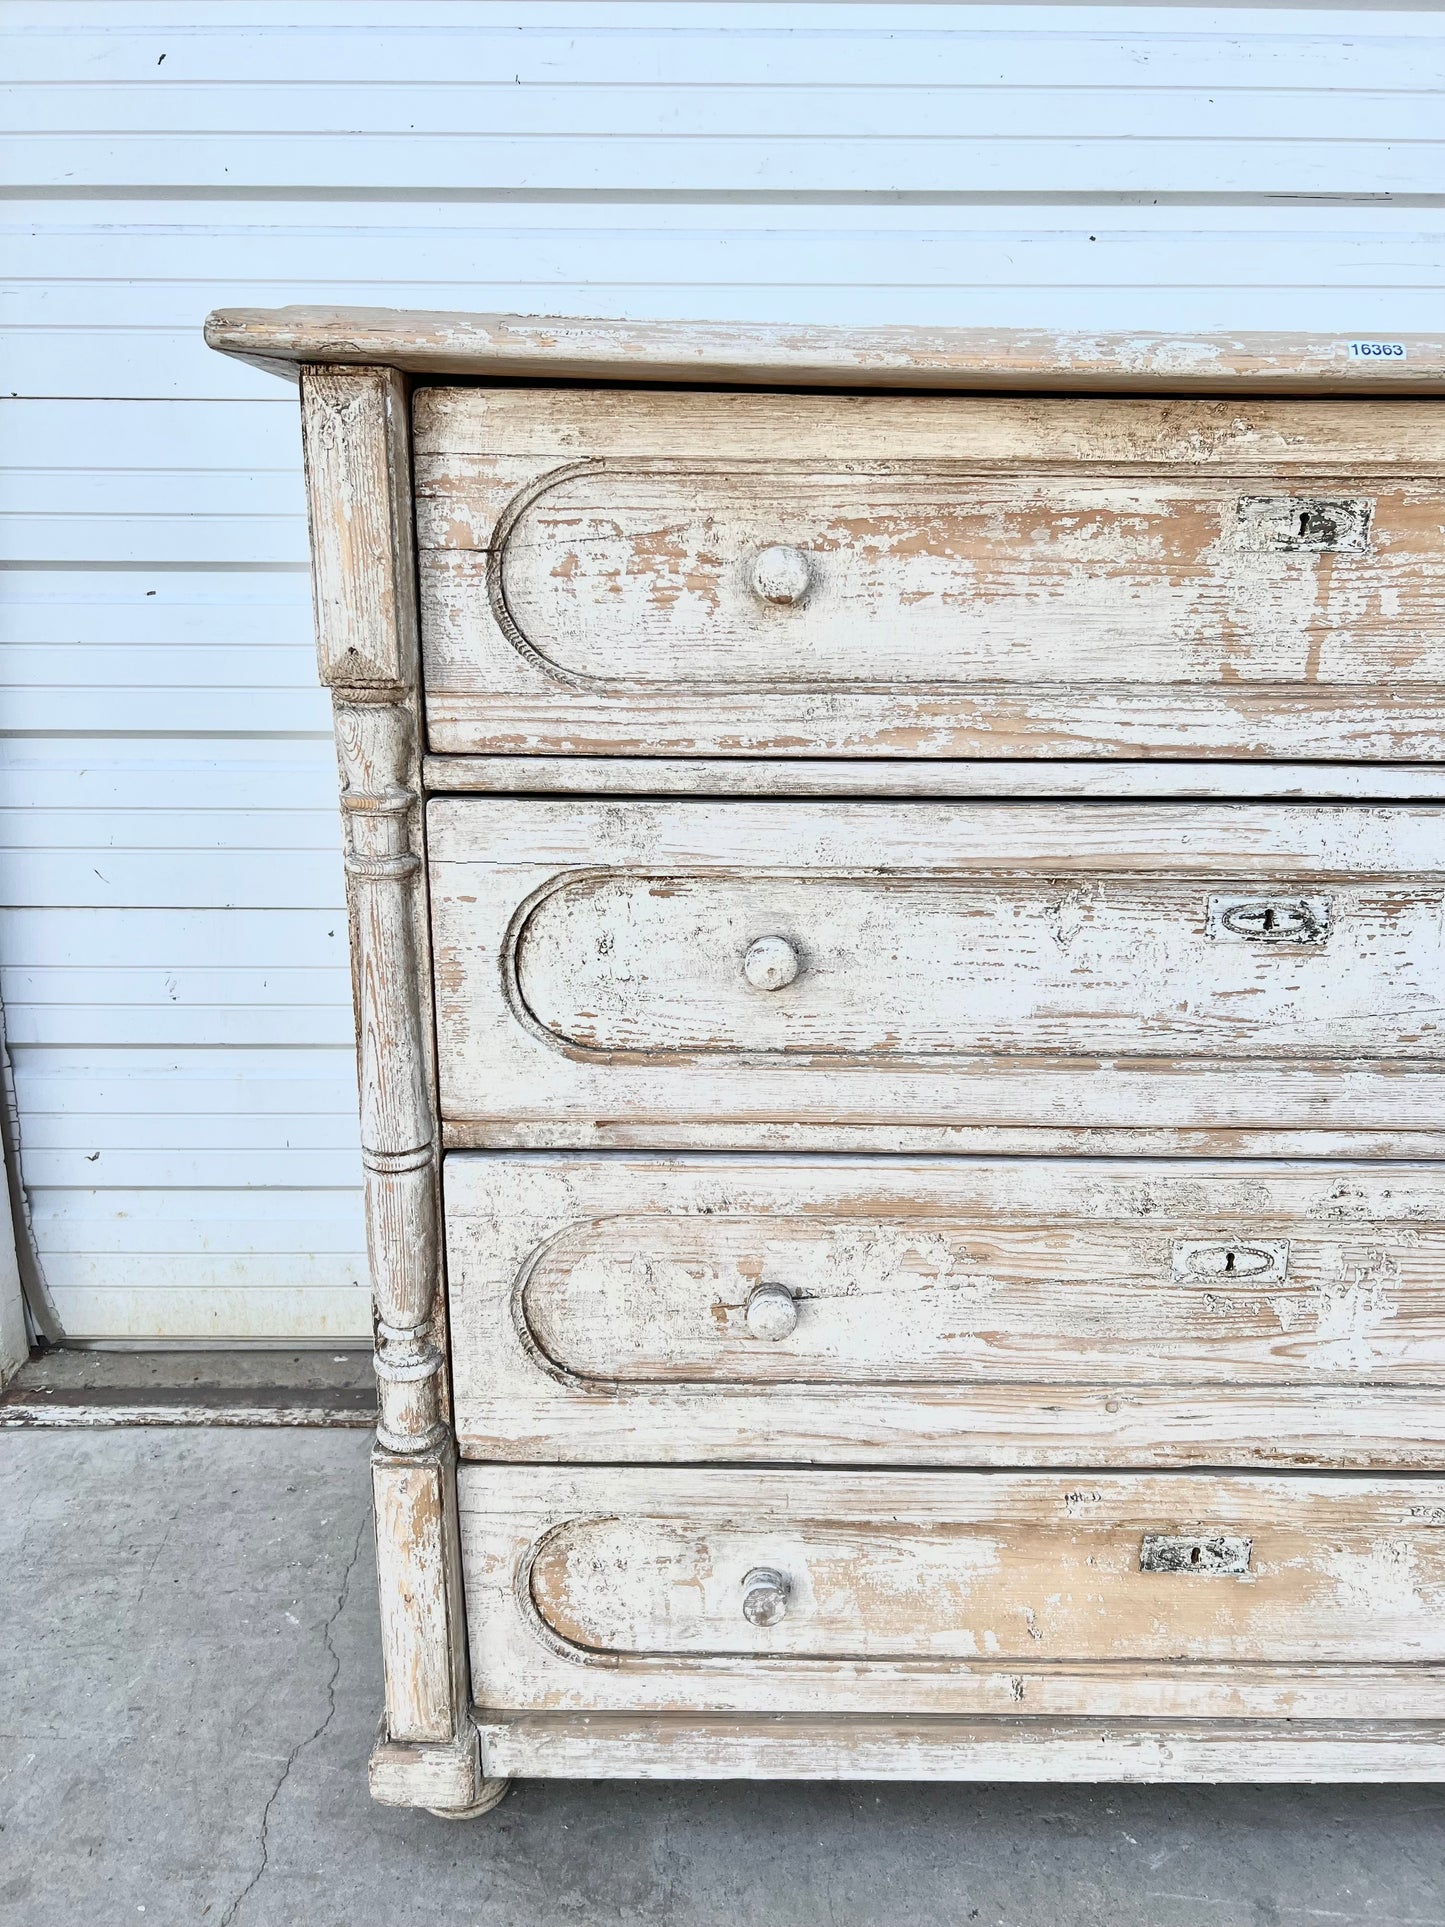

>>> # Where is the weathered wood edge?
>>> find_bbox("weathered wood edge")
[208,308,1445,394]
[299,364,503,1815]
[476,1714,1445,1783]
[421,755,1445,802]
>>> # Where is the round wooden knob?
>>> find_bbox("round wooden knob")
[745,1283,798,1341]
[749,545,813,606]
[741,1566,791,1627]
[742,936,800,991]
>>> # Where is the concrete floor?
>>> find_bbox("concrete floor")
[3,1430,1443,1927]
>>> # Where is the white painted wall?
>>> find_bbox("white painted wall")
[3,0,1443,1341]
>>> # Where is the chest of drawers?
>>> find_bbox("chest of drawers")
[210,309,1445,1806]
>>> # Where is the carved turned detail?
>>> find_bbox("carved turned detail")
[300,364,494,1812]
[333,690,444,1453]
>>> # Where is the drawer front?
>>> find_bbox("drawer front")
[446,1154,1445,1467]
[461,1467,1445,1718]
[415,387,1445,761]
[429,799,1445,1154]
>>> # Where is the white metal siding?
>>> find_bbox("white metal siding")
[3,1,1443,1340]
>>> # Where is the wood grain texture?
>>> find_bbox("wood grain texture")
[368,1720,482,1811]
[445,1153,1445,1468]
[300,366,417,688]
[516,875,1437,1060]
[371,1442,470,1745]
[428,799,1445,1155]
[208,309,1445,393]
[476,1713,1445,1783]
[416,387,1445,761]
[459,1465,1445,1720]
[300,363,485,1806]
[422,756,1445,803]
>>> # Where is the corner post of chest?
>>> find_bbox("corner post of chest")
[299,364,499,1815]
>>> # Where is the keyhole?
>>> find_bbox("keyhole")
[1222,1250,1237,1274]
[1190,1546,1202,1567]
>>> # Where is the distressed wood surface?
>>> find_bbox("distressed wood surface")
[476,1714,1445,1783]
[517,874,1437,1060]
[445,1153,1445,1469]
[208,310,1445,393]
[459,1465,1445,1720]
[285,327,1445,1789]
[300,365,417,689]
[422,756,1445,803]
[416,387,1445,761]
[300,363,491,1811]
[428,800,1445,1155]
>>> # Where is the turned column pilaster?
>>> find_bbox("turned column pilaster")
[300,364,493,1810]
[333,688,445,1454]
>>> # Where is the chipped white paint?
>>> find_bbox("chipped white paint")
[1300,1253,1402,1375]
[445,1154,1445,1465]
[429,799,1445,1155]
[422,756,1445,802]
[299,365,496,1814]
[1321,1538,1431,1622]
[415,387,1445,762]
[459,1466,1445,1718]
[208,311,1445,396]
[475,1716,1445,1784]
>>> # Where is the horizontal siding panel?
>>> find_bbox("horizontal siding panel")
[8,1012,351,1048]
[24,1147,362,1187]
[1,516,304,565]
[0,403,305,559]
[17,223,1445,300]
[2,851,343,907]
[44,1284,370,1341]
[0,567,312,646]
[7,132,1437,195]
[8,6,1445,89]
[0,756,337,822]
[19,1048,356,1094]
[1,398,297,469]
[31,1186,364,1254]
[14,1044,358,1108]
[3,647,320,693]
[0,808,341,853]
[0,469,304,525]
[2,965,346,1006]
[4,986,354,1048]
[12,84,1443,145]
[0,907,349,970]
[22,1108,360,1153]
[4,689,329,734]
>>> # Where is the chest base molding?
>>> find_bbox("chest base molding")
[475,1713,1445,1784]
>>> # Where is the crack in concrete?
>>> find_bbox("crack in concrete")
[219,1511,369,1927]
